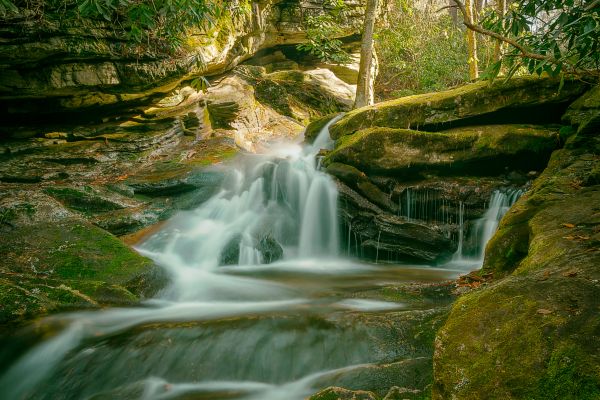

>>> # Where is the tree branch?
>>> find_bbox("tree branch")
[451,0,553,62]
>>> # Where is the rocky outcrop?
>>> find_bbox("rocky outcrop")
[328,76,588,139]
[325,124,559,177]
[432,85,600,399]
[320,77,580,264]
[0,0,365,129]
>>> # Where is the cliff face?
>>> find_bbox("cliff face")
[0,0,364,131]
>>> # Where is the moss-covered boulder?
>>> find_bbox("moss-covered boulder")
[304,113,343,144]
[329,77,588,139]
[432,130,600,399]
[562,84,600,136]
[309,387,378,400]
[326,124,559,177]
[0,215,160,326]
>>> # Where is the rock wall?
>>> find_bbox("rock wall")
[319,76,590,264]
[432,85,600,399]
[0,0,365,131]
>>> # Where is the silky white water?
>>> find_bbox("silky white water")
[0,117,520,400]
[450,188,523,269]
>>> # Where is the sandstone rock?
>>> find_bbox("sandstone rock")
[326,124,559,177]
[329,76,588,139]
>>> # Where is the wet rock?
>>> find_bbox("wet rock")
[44,186,126,214]
[219,234,284,266]
[257,236,284,264]
[309,387,378,400]
[219,234,243,266]
[337,181,455,264]
[329,76,588,139]
[327,162,397,212]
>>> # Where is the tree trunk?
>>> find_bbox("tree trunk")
[354,0,379,109]
[493,0,506,62]
[449,0,459,24]
[465,0,479,80]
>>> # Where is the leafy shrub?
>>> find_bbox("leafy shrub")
[375,0,496,99]
[0,0,251,52]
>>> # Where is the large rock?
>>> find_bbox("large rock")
[432,129,600,399]
[337,181,456,263]
[562,84,600,136]
[326,124,559,177]
[0,1,365,128]
[329,77,588,139]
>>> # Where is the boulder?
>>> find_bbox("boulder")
[309,387,378,400]
[432,131,600,399]
[329,76,588,139]
[337,181,456,263]
[562,84,600,136]
[326,124,559,177]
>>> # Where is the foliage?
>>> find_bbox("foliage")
[296,0,351,64]
[0,0,250,52]
[376,1,479,99]
[479,0,600,79]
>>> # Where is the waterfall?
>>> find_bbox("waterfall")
[136,116,342,300]
[450,188,523,268]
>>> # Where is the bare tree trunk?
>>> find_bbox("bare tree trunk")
[354,0,379,109]
[465,0,479,80]
[493,0,506,62]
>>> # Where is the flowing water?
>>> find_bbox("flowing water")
[0,119,518,400]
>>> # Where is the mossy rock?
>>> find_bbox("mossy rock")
[309,387,378,400]
[562,84,600,136]
[433,131,600,399]
[304,113,342,144]
[0,219,158,326]
[326,125,559,177]
[45,186,125,214]
[329,76,588,139]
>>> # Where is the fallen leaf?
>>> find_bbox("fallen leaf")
[562,270,578,278]
[537,309,553,315]
[562,223,576,228]
[563,236,575,240]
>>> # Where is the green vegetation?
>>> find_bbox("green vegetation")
[471,0,600,79]
[376,1,470,98]
[296,0,351,64]
[0,0,250,51]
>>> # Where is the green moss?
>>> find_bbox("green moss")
[538,343,600,399]
[45,187,124,214]
[433,130,600,399]
[304,113,341,143]
[0,219,155,325]
[326,125,558,177]
[329,76,587,140]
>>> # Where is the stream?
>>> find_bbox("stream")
[0,119,518,400]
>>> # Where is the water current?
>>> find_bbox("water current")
[0,118,519,400]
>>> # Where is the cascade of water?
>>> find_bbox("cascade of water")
[450,188,523,268]
[136,115,342,300]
